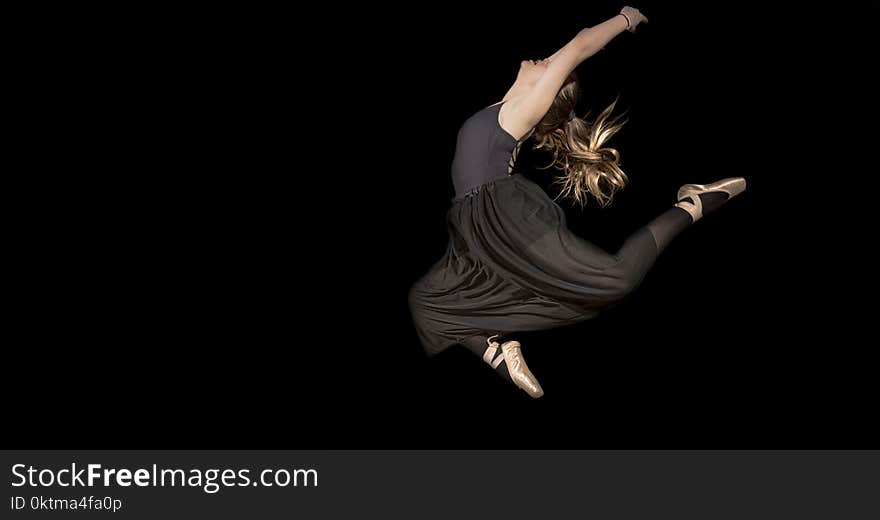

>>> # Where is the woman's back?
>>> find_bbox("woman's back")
[450,103,518,198]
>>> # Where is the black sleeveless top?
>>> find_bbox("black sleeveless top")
[451,103,518,199]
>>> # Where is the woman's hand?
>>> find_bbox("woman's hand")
[620,6,648,33]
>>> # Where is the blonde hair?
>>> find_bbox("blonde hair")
[531,73,628,208]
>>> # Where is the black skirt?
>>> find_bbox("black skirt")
[408,173,655,356]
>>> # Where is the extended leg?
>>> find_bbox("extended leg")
[647,191,732,253]
[585,177,748,299]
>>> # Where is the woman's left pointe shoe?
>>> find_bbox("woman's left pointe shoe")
[484,335,544,398]
[674,177,747,222]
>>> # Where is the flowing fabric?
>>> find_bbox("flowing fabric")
[409,173,658,356]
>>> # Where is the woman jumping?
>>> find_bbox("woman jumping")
[408,6,746,398]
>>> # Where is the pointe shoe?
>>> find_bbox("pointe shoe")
[674,177,747,222]
[484,335,544,398]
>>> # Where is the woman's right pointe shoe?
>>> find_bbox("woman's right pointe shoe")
[674,177,747,222]
[484,335,544,398]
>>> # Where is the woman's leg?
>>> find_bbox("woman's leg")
[587,180,746,300]
[646,191,731,253]
[461,334,544,398]
[461,335,512,382]
[460,190,738,362]
[458,179,744,393]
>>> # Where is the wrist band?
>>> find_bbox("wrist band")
[620,12,631,29]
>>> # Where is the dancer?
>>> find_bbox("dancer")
[408,6,745,398]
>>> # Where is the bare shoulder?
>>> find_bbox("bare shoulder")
[497,96,535,141]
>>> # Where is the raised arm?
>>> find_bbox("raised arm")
[502,7,648,139]
[544,16,623,62]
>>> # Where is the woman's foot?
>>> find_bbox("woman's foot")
[674,177,747,222]
[484,335,544,398]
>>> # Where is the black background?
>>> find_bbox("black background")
[9,2,877,447]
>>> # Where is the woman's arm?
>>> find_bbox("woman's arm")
[546,7,647,62]
[504,9,647,138]
[567,15,630,61]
